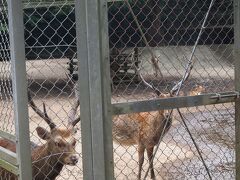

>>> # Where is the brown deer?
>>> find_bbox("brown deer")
[189,85,205,96]
[70,71,172,180]
[112,105,171,180]
[112,73,172,180]
[0,91,80,180]
[178,85,205,96]
[113,84,205,179]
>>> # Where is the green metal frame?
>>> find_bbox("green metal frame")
[76,0,114,179]
[0,159,18,175]
[112,91,238,115]
[0,0,32,178]
[0,146,18,175]
[0,147,17,166]
[0,131,15,142]
[235,0,240,179]
[22,0,123,9]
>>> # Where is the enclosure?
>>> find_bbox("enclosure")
[0,0,239,179]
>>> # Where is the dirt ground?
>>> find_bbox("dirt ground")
[0,45,236,179]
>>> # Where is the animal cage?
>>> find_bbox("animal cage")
[0,0,239,180]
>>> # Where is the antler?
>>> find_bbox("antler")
[68,99,80,127]
[130,51,161,96]
[138,72,161,96]
[28,91,56,130]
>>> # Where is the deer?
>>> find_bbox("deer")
[112,73,173,180]
[112,80,206,179]
[69,47,205,179]
[112,104,171,180]
[70,70,172,180]
[189,85,205,96]
[0,91,80,180]
[178,85,206,96]
[71,81,205,179]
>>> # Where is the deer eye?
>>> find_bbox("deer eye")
[73,127,78,134]
[55,140,66,148]
[72,140,76,147]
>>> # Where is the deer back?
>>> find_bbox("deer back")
[112,109,167,147]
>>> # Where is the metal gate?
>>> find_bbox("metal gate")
[80,0,238,179]
[0,0,239,180]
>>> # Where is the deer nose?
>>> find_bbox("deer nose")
[71,155,78,165]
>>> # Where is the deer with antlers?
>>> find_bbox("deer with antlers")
[112,72,173,180]
[0,91,80,180]
[70,69,172,180]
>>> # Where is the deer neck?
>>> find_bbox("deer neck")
[31,143,64,180]
[156,110,165,121]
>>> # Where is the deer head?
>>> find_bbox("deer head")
[28,91,80,165]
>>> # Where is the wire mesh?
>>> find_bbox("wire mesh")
[0,1,18,178]
[108,0,234,179]
[23,0,82,179]
[0,1,81,179]
[0,0,235,179]
[0,0,14,136]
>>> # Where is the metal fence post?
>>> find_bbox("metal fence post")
[8,0,32,179]
[235,0,240,179]
[75,0,114,179]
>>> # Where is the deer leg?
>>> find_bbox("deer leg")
[147,147,155,180]
[138,144,145,180]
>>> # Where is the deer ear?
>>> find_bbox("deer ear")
[36,127,51,140]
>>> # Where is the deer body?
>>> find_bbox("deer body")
[113,103,171,180]
[113,110,169,146]
[111,83,204,179]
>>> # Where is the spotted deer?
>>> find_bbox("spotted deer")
[0,91,80,180]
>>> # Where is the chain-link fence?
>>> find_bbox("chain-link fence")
[0,0,14,137]
[0,0,237,179]
[108,0,234,179]
[0,3,17,179]
[23,1,82,180]
[0,1,81,179]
